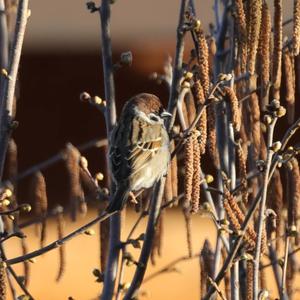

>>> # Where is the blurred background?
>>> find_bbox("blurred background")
[3,1,295,299]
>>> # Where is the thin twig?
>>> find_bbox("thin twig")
[143,254,199,283]
[280,235,290,299]
[253,118,277,299]
[5,210,118,265]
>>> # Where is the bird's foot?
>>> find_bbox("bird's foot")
[129,191,138,204]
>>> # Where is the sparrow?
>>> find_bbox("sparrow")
[107,93,171,212]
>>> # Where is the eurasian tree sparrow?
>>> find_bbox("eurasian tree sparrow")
[107,93,171,212]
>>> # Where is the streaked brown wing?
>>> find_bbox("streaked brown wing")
[109,116,162,183]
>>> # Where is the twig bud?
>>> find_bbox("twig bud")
[270,141,282,153]
[120,51,133,66]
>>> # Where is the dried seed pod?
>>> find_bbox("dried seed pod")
[150,211,164,265]
[223,86,241,132]
[293,0,300,56]
[191,132,201,214]
[248,0,262,75]
[56,206,66,282]
[272,0,283,100]
[191,78,207,154]
[0,262,6,300]
[184,134,194,209]
[63,144,85,221]
[258,2,271,110]
[183,209,193,257]
[283,49,295,124]
[30,171,48,247]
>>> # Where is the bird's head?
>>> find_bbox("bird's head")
[122,93,171,124]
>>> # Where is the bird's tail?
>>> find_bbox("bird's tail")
[106,187,129,213]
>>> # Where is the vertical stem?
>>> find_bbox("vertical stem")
[252,119,276,299]
[0,0,8,72]
[280,236,290,299]
[123,179,165,300]
[0,0,28,179]
[167,0,188,129]
[98,1,119,299]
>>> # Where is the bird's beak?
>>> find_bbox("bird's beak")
[161,111,172,118]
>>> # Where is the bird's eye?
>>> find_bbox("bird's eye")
[149,114,159,122]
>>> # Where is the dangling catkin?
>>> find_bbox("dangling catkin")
[286,158,300,229]
[233,0,248,73]
[192,78,207,154]
[223,183,257,251]
[258,2,271,110]
[237,141,249,204]
[184,134,194,209]
[21,238,30,287]
[5,138,17,180]
[56,206,66,282]
[183,209,193,257]
[248,0,262,75]
[207,104,219,168]
[272,0,283,100]
[293,0,300,56]
[249,85,261,161]
[191,131,201,214]
[185,92,196,125]
[0,262,6,300]
[192,19,210,97]
[30,171,48,248]
[266,169,283,251]
[223,86,241,133]
[208,37,216,78]
[246,260,254,300]
[63,144,85,221]
[283,49,296,124]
